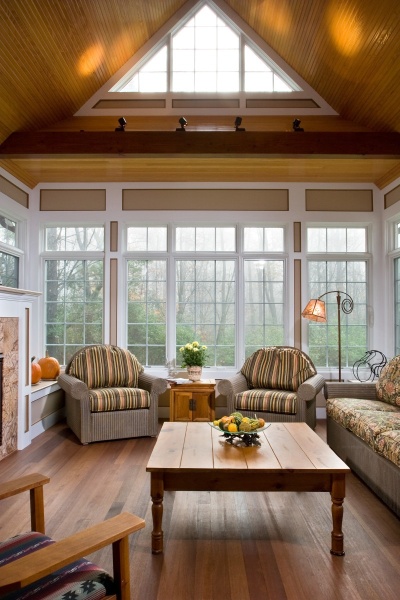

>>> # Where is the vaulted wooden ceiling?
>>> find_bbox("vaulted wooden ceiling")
[0,0,399,189]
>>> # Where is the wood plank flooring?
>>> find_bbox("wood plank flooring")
[0,420,399,600]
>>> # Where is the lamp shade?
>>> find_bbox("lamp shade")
[301,298,327,322]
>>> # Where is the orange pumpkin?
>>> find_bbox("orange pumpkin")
[31,357,42,384]
[38,351,60,380]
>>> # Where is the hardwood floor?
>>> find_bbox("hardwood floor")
[0,420,399,600]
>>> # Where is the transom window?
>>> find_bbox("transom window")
[307,226,367,253]
[176,227,235,252]
[115,3,296,94]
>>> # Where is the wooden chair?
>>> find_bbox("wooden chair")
[0,473,145,600]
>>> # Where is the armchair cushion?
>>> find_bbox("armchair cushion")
[235,389,297,415]
[240,347,316,392]
[68,345,143,389]
[0,532,114,600]
[89,387,150,412]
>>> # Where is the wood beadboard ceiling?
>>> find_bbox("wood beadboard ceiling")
[0,0,399,189]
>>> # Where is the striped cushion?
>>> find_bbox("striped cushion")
[89,387,150,412]
[68,345,143,389]
[241,347,277,389]
[235,389,297,415]
[241,347,315,391]
[0,531,114,600]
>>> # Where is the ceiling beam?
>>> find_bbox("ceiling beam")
[1,131,399,159]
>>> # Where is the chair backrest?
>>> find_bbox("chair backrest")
[241,346,316,391]
[66,345,143,389]
[376,354,400,407]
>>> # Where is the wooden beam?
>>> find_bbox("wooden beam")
[1,131,399,158]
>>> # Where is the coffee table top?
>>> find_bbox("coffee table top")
[146,421,349,474]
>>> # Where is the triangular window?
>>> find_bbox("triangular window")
[113,3,298,94]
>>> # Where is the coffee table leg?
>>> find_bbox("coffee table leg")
[150,472,164,554]
[330,475,346,556]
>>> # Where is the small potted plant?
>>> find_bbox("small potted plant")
[179,341,208,381]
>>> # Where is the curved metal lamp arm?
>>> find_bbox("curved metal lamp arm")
[317,290,354,315]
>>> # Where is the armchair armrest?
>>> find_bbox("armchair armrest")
[0,473,50,534]
[297,373,325,402]
[216,373,249,398]
[324,381,378,400]
[138,371,168,395]
[57,373,89,400]
[0,512,145,597]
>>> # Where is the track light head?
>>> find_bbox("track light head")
[234,116,245,131]
[115,117,127,132]
[176,117,188,131]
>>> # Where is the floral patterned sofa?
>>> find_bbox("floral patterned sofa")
[324,355,400,517]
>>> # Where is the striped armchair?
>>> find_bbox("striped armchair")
[58,345,168,444]
[216,346,325,429]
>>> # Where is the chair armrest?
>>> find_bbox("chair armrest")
[216,373,249,397]
[0,512,145,596]
[297,373,325,402]
[324,381,378,400]
[57,373,89,399]
[138,371,168,395]
[0,473,50,534]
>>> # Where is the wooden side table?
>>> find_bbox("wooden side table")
[169,379,216,422]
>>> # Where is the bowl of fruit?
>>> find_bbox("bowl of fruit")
[210,412,270,446]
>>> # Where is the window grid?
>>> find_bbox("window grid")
[44,259,104,365]
[395,257,400,356]
[306,260,368,369]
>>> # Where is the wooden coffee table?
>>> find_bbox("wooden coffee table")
[146,421,350,556]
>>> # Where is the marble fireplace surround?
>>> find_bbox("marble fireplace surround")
[0,317,18,459]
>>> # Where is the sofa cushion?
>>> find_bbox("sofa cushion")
[234,389,297,415]
[376,355,400,406]
[89,387,151,412]
[0,531,114,600]
[375,430,400,468]
[68,345,144,389]
[326,397,400,429]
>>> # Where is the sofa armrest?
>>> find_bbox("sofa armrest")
[0,473,50,534]
[57,373,89,400]
[138,371,168,395]
[0,512,145,597]
[297,373,325,402]
[324,381,378,400]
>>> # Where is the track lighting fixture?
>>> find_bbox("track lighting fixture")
[234,116,245,131]
[292,118,304,132]
[176,117,187,131]
[115,117,127,132]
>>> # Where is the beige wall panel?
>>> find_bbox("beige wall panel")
[31,389,64,425]
[94,99,166,109]
[306,189,373,211]
[0,175,29,207]
[293,222,301,252]
[385,184,400,209]
[123,189,289,211]
[40,189,106,211]
[172,99,240,108]
[247,99,319,108]
[110,221,118,252]
[294,259,302,349]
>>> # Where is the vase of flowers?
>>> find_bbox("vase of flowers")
[179,341,208,381]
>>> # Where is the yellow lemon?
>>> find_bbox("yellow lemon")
[228,423,238,432]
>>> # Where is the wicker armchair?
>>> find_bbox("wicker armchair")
[58,345,168,444]
[216,346,325,429]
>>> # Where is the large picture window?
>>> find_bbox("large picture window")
[126,224,285,368]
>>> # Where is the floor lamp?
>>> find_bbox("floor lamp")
[301,290,354,382]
